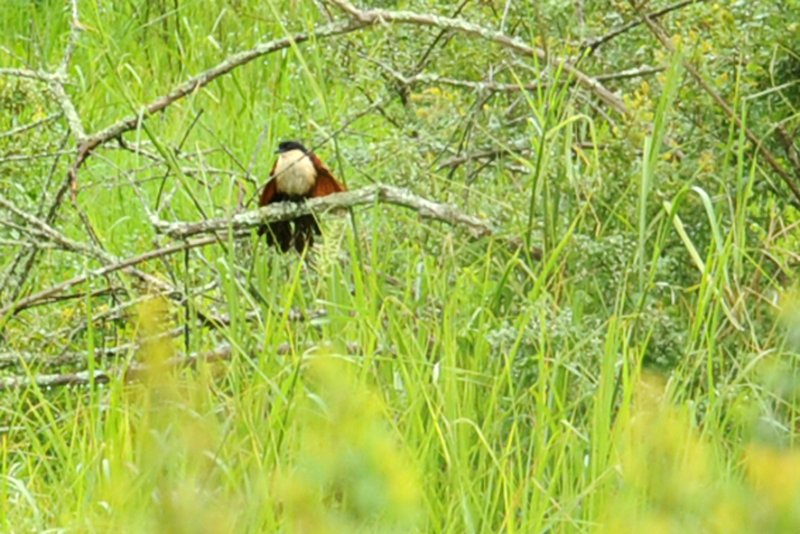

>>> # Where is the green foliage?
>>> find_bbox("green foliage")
[1,0,800,532]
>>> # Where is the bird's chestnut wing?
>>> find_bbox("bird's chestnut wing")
[258,159,279,206]
[309,154,346,197]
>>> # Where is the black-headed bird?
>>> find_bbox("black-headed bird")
[258,140,346,253]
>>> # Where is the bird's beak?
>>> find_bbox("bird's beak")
[274,149,281,154]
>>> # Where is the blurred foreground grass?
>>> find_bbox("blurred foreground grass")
[2,298,800,532]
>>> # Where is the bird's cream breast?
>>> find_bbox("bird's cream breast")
[274,149,316,196]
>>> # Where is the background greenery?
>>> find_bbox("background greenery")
[1,0,800,531]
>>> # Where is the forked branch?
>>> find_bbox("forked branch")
[326,0,630,115]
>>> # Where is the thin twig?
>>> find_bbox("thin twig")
[0,112,63,140]
[499,0,513,34]
[595,65,665,82]
[776,126,800,184]
[0,190,239,321]
[0,150,75,163]
[0,369,112,391]
[0,45,33,70]
[368,65,664,94]
[2,136,77,301]
[437,142,531,169]
[40,0,87,143]
[582,0,704,55]
[0,239,56,248]
[244,122,271,199]
[411,0,472,75]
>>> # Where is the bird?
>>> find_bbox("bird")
[258,140,346,253]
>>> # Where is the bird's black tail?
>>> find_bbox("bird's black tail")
[259,215,320,253]
[259,221,293,253]
[292,214,321,253]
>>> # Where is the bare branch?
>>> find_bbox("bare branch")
[0,239,57,248]
[0,192,101,260]
[0,305,345,373]
[56,0,629,198]
[153,184,497,241]
[369,61,545,93]
[57,0,85,75]
[411,0,472,76]
[1,135,71,300]
[372,66,662,95]
[75,19,368,162]
[0,45,33,70]
[47,79,86,142]
[0,234,231,318]
[1,197,187,309]
[499,0,513,34]
[0,188,245,320]
[327,0,629,116]
[0,68,51,81]
[0,341,143,371]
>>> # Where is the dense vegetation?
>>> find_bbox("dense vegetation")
[1,0,800,531]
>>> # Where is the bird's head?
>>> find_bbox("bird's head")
[275,140,308,154]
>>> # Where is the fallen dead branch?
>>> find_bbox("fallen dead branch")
[0,305,338,372]
[0,369,112,391]
[0,340,378,391]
